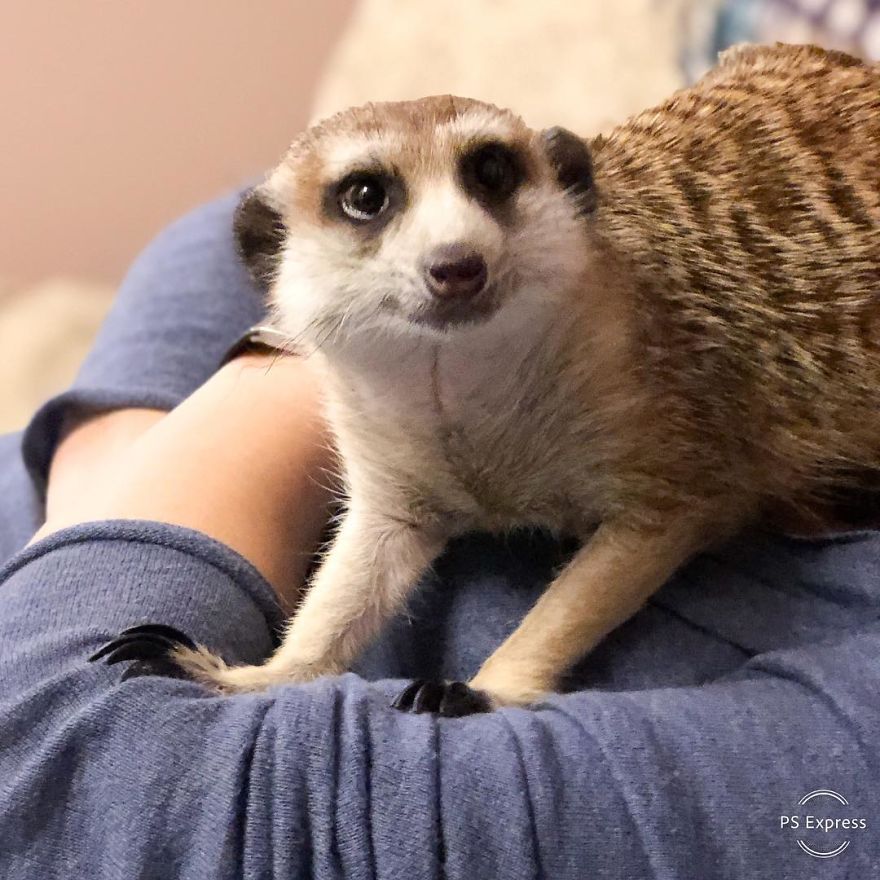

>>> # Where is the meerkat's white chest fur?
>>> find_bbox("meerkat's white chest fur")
[318,300,606,536]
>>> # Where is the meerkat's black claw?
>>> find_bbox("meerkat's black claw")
[96,638,173,666]
[391,680,492,717]
[390,679,426,711]
[89,624,197,680]
[120,658,192,682]
[114,623,198,650]
[412,680,445,713]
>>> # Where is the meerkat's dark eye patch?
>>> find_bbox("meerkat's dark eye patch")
[459,142,526,206]
[328,171,404,229]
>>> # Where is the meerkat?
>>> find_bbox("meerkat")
[93,43,880,715]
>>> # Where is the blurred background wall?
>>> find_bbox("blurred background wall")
[0,1,355,286]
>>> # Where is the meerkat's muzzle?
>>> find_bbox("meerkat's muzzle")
[412,242,499,330]
[423,243,488,300]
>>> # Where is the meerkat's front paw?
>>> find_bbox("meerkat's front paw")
[89,623,321,694]
[89,624,199,682]
[391,680,493,717]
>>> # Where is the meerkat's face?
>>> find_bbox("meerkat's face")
[235,97,596,350]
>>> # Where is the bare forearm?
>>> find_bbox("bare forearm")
[37,355,335,609]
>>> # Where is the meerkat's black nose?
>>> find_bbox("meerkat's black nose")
[424,244,487,299]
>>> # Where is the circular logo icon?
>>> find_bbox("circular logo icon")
[779,789,868,859]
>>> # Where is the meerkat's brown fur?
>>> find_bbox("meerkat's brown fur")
[588,43,880,527]
[172,44,880,709]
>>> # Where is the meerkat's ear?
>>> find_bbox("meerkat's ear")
[233,184,287,288]
[540,127,597,215]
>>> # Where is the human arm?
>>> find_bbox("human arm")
[35,353,333,609]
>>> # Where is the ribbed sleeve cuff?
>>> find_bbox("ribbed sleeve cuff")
[0,520,285,672]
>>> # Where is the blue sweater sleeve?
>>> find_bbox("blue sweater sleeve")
[1,523,878,878]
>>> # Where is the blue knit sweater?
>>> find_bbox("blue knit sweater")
[1,192,878,878]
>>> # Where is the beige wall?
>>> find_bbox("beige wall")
[0,1,354,285]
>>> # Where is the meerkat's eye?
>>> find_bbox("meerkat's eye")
[338,174,390,222]
[461,143,524,202]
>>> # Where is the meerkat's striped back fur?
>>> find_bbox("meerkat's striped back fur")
[588,43,880,526]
